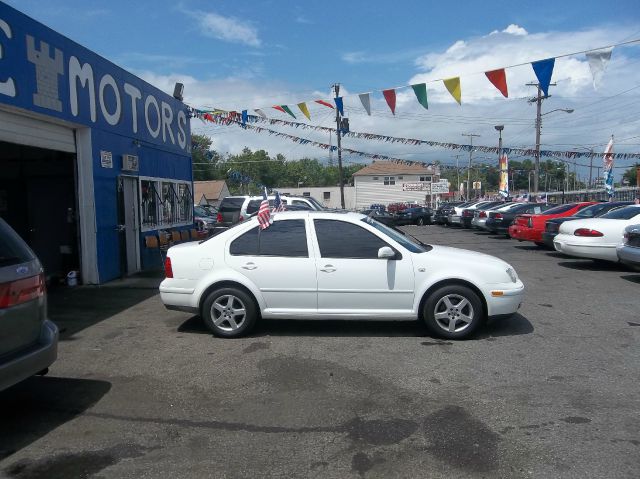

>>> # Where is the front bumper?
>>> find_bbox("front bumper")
[541,232,558,248]
[485,282,525,317]
[0,319,58,391]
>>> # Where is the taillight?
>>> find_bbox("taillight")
[479,211,487,218]
[216,213,222,222]
[494,213,503,220]
[164,257,174,278]
[462,210,473,217]
[574,228,603,237]
[0,273,45,308]
[239,215,244,222]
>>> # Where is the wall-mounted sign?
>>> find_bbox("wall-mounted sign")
[122,154,139,172]
[402,182,430,191]
[100,150,113,168]
[431,181,450,194]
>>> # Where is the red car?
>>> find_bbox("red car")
[508,202,597,246]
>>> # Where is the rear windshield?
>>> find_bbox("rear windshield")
[600,206,640,220]
[543,203,578,215]
[219,198,245,211]
[0,219,35,267]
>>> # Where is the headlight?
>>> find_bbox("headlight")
[506,267,518,283]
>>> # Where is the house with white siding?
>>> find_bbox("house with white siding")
[352,161,441,209]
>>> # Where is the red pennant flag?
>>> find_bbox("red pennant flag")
[272,105,286,113]
[485,69,508,98]
[383,89,396,114]
[315,100,335,109]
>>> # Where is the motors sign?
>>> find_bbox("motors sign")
[402,182,430,191]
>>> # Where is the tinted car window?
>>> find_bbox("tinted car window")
[543,203,579,215]
[600,206,640,220]
[314,219,389,259]
[230,219,308,257]
[245,199,262,215]
[219,197,245,211]
[0,219,35,267]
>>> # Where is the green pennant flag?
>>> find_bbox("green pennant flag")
[281,105,296,119]
[411,83,428,109]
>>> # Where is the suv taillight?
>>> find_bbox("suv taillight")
[0,273,45,308]
[216,213,223,222]
[164,257,174,278]
[494,213,503,219]
[574,228,603,237]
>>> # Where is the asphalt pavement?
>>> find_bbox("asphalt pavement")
[1,225,638,478]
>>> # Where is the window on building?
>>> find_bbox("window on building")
[230,220,308,257]
[383,176,396,185]
[140,178,192,231]
[373,177,379,181]
[303,191,311,197]
[420,176,432,182]
[398,176,403,180]
[323,191,331,200]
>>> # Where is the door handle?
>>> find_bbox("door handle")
[242,262,257,270]
[320,264,336,273]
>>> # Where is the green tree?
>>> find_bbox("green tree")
[622,164,640,186]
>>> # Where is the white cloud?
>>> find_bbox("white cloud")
[490,24,528,36]
[189,10,261,47]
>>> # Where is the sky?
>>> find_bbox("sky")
[6,0,640,183]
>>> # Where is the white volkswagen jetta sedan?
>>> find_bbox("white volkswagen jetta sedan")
[160,211,524,339]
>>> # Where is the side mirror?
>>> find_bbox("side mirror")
[378,246,396,259]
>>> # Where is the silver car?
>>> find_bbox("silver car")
[617,224,640,270]
[0,218,58,391]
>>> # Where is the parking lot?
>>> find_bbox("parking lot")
[1,224,639,479]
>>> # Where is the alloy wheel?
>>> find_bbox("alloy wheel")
[433,294,474,333]
[210,294,247,332]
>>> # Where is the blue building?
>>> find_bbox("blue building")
[0,2,193,284]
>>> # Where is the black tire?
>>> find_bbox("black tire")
[202,287,257,338]
[534,242,545,247]
[416,217,425,226]
[423,285,484,339]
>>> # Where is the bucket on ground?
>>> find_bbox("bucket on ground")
[66,270,79,287]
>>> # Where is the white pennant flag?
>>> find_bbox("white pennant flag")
[254,108,267,119]
[358,93,371,115]
[586,47,613,90]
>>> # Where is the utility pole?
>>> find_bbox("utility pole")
[462,133,480,200]
[588,148,594,192]
[453,154,462,199]
[527,82,556,194]
[333,83,345,209]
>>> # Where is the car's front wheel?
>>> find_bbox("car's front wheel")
[202,287,257,338]
[423,285,484,339]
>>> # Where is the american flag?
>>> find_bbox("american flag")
[273,191,286,212]
[257,188,271,230]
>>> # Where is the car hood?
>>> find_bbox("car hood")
[424,244,510,269]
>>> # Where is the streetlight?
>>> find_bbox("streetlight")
[534,108,574,194]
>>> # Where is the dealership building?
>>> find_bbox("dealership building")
[0,3,193,284]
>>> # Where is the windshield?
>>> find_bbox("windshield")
[305,197,325,210]
[600,206,640,220]
[575,203,606,218]
[194,206,211,217]
[362,217,429,253]
[543,203,578,215]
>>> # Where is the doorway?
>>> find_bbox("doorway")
[117,176,141,276]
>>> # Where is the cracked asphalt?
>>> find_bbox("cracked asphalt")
[1,224,639,478]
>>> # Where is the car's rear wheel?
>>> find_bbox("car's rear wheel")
[423,285,484,339]
[202,287,257,338]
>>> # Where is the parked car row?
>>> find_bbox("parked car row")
[361,206,434,226]
[436,198,640,269]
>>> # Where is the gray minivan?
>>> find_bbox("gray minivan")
[0,218,58,391]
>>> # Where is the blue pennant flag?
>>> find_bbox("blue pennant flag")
[241,110,248,126]
[531,58,555,96]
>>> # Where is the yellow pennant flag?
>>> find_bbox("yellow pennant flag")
[297,102,311,120]
[443,77,461,105]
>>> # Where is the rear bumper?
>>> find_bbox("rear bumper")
[508,225,540,242]
[617,244,640,267]
[553,238,618,261]
[0,319,58,391]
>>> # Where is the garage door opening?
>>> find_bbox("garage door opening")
[0,141,80,284]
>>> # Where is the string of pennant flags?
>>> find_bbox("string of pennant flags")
[194,38,638,119]
[192,108,640,160]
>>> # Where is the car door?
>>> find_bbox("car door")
[312,218,415,316]
[225,219,317,314]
